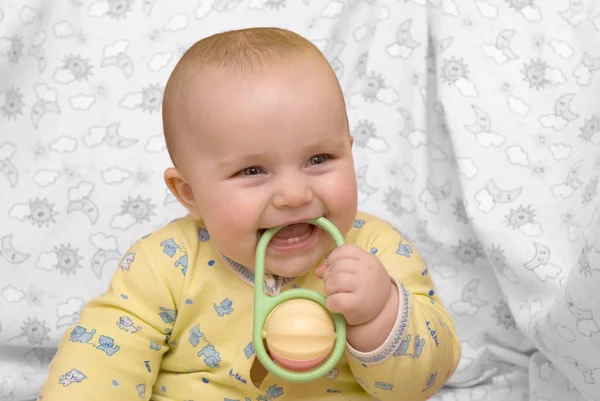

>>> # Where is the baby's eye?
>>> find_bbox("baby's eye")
[308,154,330,166]
[241,166,263,176]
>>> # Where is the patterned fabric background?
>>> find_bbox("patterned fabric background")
[0,1,599,400]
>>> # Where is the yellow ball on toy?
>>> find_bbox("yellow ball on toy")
[264,299,336,372]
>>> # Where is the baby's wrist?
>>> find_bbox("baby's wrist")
[379,280,399,322]
[345,280,398,352]
[370,279,396,324]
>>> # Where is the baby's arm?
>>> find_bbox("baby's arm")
[38,238,180,400]
[345,221,461,401]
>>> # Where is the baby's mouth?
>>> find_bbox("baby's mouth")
[271,223,314,244]
[257,223,315,244]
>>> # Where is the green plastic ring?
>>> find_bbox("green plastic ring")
[252,217,347,382]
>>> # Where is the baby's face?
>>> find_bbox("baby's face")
[179,57,357,276]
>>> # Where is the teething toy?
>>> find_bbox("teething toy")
[264,299,336,371]
[253,217,346,382]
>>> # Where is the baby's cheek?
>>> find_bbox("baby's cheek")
[333,171,358,212]
[206,220,256,262]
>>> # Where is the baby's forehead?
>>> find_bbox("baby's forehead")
[184,53,328,89]
[172,57,344,158]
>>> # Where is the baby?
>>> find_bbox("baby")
[39,28,460,400]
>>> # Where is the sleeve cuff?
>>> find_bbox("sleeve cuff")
[345,276,411,365]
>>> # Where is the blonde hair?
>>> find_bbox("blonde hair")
[162,27,328,166]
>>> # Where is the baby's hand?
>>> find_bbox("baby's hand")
[315,244,392,326]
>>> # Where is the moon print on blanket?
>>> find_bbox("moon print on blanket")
[0,235,30,264]
[565,287,600,337]
[450,279,488,316]
[523,242,563,282]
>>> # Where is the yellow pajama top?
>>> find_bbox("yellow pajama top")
[39,211,460,401]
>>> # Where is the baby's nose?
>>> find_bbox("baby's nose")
[272,178,314,209]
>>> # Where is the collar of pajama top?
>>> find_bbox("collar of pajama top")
[216,250,411,365]
[217,251,297,295]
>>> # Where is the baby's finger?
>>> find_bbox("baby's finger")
[314,261,328,279]
[326,292,359,318]
[326,244,363,265]
[321,258,360,282]
[323,272,357,296]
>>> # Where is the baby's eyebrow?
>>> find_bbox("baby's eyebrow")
[306,138,348,153]
[217,153,265,169]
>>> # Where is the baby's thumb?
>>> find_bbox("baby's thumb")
[314,261,327,279]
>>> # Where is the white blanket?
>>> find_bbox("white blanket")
[0,0,599,400]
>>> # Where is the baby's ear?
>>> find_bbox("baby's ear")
[164,168,202,220]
